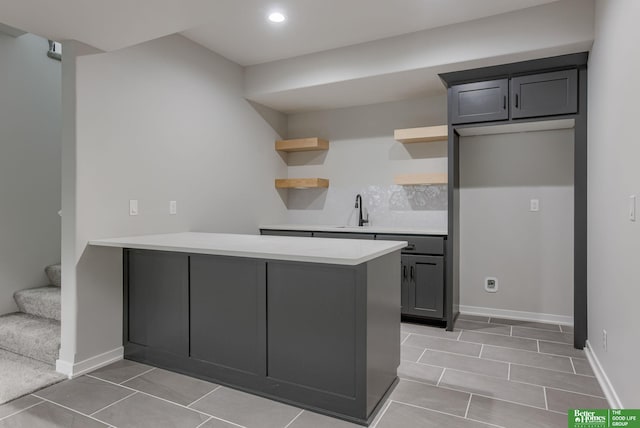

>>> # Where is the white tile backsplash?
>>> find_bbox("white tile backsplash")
[285,184,447,229]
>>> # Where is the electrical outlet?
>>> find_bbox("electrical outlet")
[484,277,498,293]
[129,200,138,216]
[169,200,177,215]
[602,329,607,352]
[530,199,540,212]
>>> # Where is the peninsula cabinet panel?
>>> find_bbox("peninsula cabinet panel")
[190,255,266,376]
[511,69,578,119]
[122,248,398,425]
[451,79,509,124]
[126,250,189,357]
[267,262,360,398]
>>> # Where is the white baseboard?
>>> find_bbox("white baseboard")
[584,340,623,409]
[459,305,573,326]
[56,347,124,379]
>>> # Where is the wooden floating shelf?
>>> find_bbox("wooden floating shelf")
[394,173,448,186]
[275,137,329,152]
[275,178,330,189]
[394,125,448,143]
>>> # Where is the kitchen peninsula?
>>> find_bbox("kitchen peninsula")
[90,232,405,425]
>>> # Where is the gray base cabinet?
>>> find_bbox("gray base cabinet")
[123,249,400,426]
[259,229,449,325]
[376,235,446,322]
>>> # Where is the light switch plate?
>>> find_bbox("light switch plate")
[169,200,177,215]
[129,199,138,216]
[630,195,636,222]
[530,199,539,212]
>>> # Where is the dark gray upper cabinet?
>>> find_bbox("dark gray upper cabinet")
[451,79,509,124]
[126,250,189,357]
[511,69,578,119]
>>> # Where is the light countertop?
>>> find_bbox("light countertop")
[260,224,448,236]
[89,232,406,266]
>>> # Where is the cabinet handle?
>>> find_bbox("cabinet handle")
[503,95,506,110]
[403,265,407,280]
[410,266,414,280]
[515,93,519,108]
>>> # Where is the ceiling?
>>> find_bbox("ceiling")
[1,0,593,113]
[1,0,558,64]
[182,0,560,66]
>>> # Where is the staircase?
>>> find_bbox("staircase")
[0,264,61,366]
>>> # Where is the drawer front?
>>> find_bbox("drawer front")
[261,229,313,237]
[313,232,375,240]
[376,234,444,255]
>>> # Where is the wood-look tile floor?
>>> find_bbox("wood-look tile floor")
[0,316,607,428]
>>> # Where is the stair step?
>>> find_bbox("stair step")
[45,264,61,287]
[14,286,61,321]
[0,313,60,365]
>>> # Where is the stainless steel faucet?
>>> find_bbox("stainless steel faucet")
[355,194,369,227]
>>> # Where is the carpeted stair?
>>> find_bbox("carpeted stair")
[0,264,63,404]
[0,313,60,365]
[14,286,61,321]
[45,263,61,287]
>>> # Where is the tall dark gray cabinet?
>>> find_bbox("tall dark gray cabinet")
[439,53,588,348]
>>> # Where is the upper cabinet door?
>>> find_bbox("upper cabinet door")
[511,69,578,119]
[451,79,509,124]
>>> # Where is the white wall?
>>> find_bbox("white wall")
[0,33,61,314]
[459,130,574,319]
[61,34,287,367]
[587,0,640,408]
[285,96,447,229]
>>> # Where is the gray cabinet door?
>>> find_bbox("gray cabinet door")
[451,79,509,124]
[127,250,189,356]
[190,255,267,376]
[405,255,444,319]
[511,69,577,119]
[267,262,359,398]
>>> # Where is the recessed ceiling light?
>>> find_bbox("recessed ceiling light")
[268,12,286,23]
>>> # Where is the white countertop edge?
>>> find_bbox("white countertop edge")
[260,224,448,236]
[89,233,407,266]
